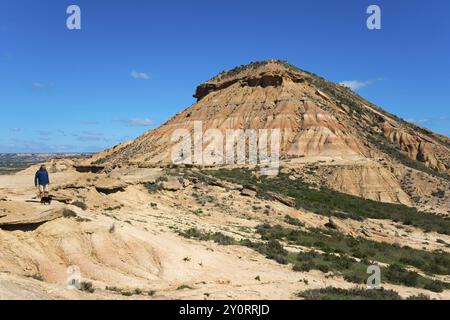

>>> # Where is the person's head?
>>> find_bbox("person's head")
[40,164,46,171]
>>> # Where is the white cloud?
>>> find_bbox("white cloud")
[80,120,99,125]
[339,80,369,90]
[415,118,432,124]
[130,70,150,80]
[113,117,154,127]
[339,78,383,91]
[126,118,154,127]
[32,82,47,88]
[407,116,449,125]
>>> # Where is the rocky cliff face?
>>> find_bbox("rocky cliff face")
[91,60,450,207]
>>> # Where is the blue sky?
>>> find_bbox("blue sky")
[0,0,449,152]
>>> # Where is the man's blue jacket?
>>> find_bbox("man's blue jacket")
[35,169,50,186]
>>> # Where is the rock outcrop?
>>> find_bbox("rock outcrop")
[89,60,450,205]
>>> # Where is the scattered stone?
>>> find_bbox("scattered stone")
[360,228,371,237]
[241,188,257,197]
[316,89,329,100]
[325,217,339,230]
[0,209,63,230]
[267,191,296,207]
[94,178,127,194]
[50,193,72,204]
[162,177,183,191]
[193,182,204,189]
[182,179,191,188]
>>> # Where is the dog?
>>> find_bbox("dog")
[40,196,52,205]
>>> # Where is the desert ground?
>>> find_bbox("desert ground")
[0,158,449,300]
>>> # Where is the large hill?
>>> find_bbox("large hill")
[91,60,450,211]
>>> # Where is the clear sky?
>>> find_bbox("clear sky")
[1,0,449,152]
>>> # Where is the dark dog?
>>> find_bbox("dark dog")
[40,196,52,205]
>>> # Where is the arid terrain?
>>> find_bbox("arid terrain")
[0,60,449,300]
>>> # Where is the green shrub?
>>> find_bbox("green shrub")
[284,215,304,227]
[423,281,445,293]
[297,287,402,300]
[385,264,418,287]
[80,281,95,293]
[177,284,193,290]
[179,228,236,245]
[72,201,87,210]
[207,169,450,235]
[63,208,77,218]
[407,294,431,300]
[30,274,44,281]
[255,224,450,291]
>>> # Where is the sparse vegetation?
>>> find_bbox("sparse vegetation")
[207,169,450,235]
[255,223,450,292]
[144,181,163,192]
[72,201,88,211]
[105,206,121,211]
[240,238,288,265]
[179,228,236,246]
[284,215,304,227]
[105,286,122,293]
[106,286,146,296]
[407,293,431,300]
[297,287,402,300]
[29,274,44,282]
[305,73,450,181]
[256,224,450,277]
[178,221,449,292]
[431,189,446,198]
[368,135,450,182]
[133,288,143,295]
[62,208,77,218]
[80,281,95,293]
[177,284,194,290]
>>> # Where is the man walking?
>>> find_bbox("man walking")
[35,165,50,198]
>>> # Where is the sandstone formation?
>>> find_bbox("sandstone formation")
[84,60,450,210]
[91,60,450,179]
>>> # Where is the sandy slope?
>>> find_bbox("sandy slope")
[0,165,449,300]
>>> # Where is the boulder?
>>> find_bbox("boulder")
[0,207,63,230]
[325,217,340,230]
[162,177,183,191]
[360,228,371,237]
[316,89,330,100]
[267,191,296,207]
[50,192,72,204]
[241,188,257,197]
[93,177,127,194]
